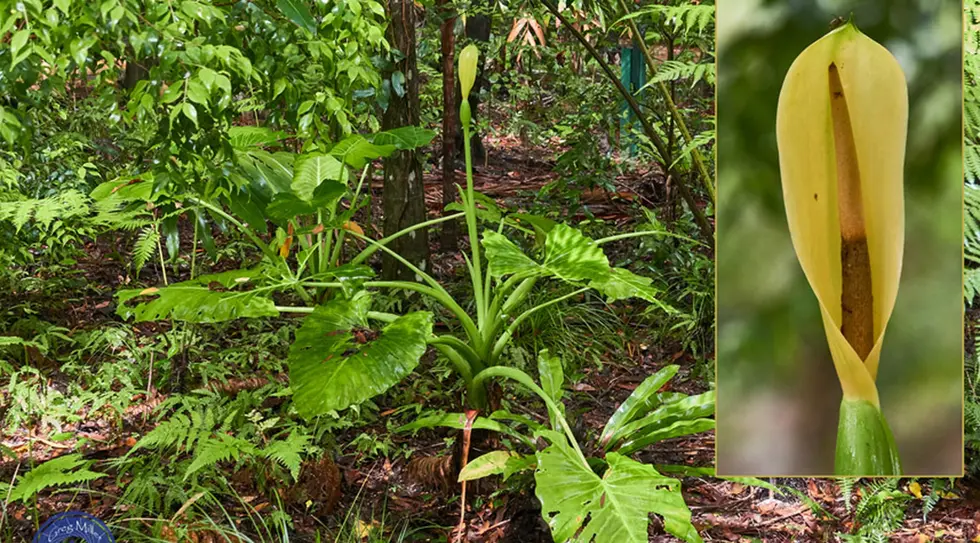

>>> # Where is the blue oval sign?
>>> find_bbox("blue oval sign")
[31,512,115,543]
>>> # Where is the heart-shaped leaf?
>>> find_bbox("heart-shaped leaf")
[289,293,433,418]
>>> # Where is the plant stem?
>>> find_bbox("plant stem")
[595,230,701,246]
[433,343,475,393]
[318,210,329,275]
[156,222,168,286]
[462,121,487,326]
[350,212,465,265]
[275,305,313,313]
[616,0,715,204]
[490,287,590,363]
[538,0,713,245]
[472,366,588,466]
[190,211,199,280]
[429,335,483,371]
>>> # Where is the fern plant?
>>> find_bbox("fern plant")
[124,390,318,489]
[1,454,106,505]
[966,0,980,477]
[838,479,911,543]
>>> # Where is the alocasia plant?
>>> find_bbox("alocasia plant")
[111,44,688,427]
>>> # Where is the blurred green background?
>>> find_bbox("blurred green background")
[717,0,963,476]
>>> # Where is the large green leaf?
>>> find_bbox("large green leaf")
[371,126,436,149]
[329,134,396,169]
[458,451,526,482]
[611,390,715,450]
[534,444,701,543]
[600,365,680,447]
[616,418,716,457]
[265,180,347,221]
[510,213,557,249]
[446,191,503,223]
[292,153,346,200]
[90,175,155,203]
[228,126,285,148]
[482,231,541,278]
[246,150,295,195]
[289,293,433,418]
[542,224,610,282]
[590,268,675,312]
[276,0,317,33]
[115,269,278,323]
[537,349,565,427]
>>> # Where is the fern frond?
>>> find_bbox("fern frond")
[648,59,715,88]
[133,225,160,275]
[0,190,91,232]
[8,454,106,503]
[966,269,980,306]
[129,413,196,454]
[263,432,312,482]
[185,434,257,479]
[965,184,980,264]
[635,4,714,37]
[839,477,857,512]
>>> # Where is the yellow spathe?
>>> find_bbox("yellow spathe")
[459,44,479,100]
[776,23,907,405]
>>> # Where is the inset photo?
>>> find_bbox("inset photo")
[716,1,963,477]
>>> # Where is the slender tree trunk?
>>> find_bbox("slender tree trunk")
[439,0,459,252]
[382,0,430,280]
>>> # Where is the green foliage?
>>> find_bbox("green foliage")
[126,391,318,486]
[115,269,280,323]
[288,292,434,418]
[535,444,698,543]
[631,3,715,38]
[838,479,911,543]
[5,454,106,504]
[600,365,714,455]
[132,225,161,275]
[405,352,710,543]
[966,0,980,478]
[648,59,715,88]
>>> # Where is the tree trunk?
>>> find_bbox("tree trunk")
[439,0,458,252]
[382,0,430,280]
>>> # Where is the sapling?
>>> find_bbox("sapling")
[776,18,906,475]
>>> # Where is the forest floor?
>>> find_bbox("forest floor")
[2,134,979,542]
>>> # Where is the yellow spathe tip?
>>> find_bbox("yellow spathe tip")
[459,44,480,101]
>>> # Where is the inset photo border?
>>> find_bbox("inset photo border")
[716,0,964,477]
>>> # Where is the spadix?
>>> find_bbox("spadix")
[776,20,907,475]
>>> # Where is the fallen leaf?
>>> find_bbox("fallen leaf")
[908,481,922,499]
[342,221,364,235]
